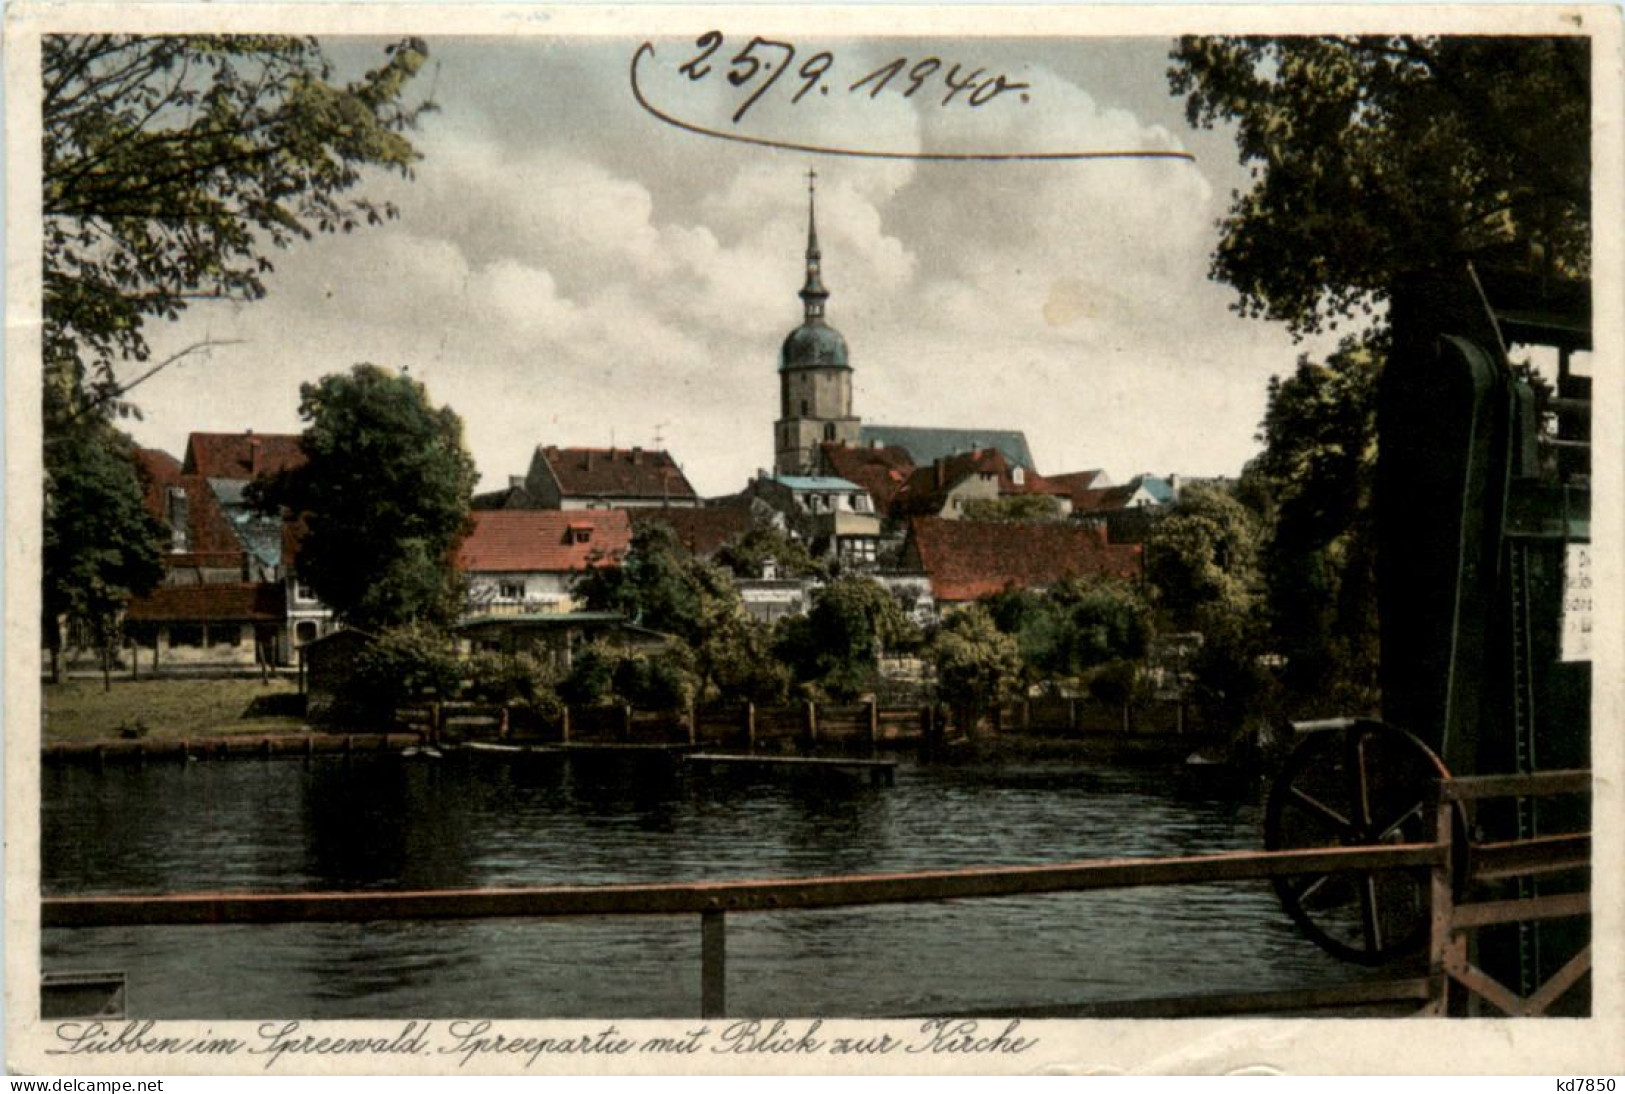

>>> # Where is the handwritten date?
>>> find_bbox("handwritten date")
[677,32,1031,123]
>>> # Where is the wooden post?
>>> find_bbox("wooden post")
[744,702,756,752]
[94,746,105,773]
[500,705,511,741]
[261,738,272,760]
[866,699,879,749]
[1021,698,1032,733]
[1426,787,1456,1016]
[343,735,353,760]
[298,647,306,695]
[304,735,314,760]
[560,706,572,745]
[1068,698,1078,734]
[1122,703,1131,734]
[804,700,818,749]
[431,702,443,745]
[686,704,697,746]
[700,910,727,1019]
[180,739,190,763]
[621,704,634,742]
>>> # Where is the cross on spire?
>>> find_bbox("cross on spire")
[799,167,827,321]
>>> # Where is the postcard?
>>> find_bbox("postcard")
[5,2,1622,1075]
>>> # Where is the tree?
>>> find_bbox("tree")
[1145,483,1264,633]
[714,522,827,580]
[928,605,1023,733]
[251,364,477,631]
[1168,36,1589,335]
[575,523,761,700]
[985,576,1151,688]
[42,423,166,685]
[774,575,919,700]
[1241,335,1384,710]
[43,35,432,416]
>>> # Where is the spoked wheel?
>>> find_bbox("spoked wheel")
[1264,719,1459,966]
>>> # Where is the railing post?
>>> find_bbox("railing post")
[866,699,879,750]
[1425,782,1456,1016]
[804,700,818,749]
[1068,697,1078,734]
[686,703,697,746]
[744,702,756,752]
[701,909,727,1019]
[560,706,572,745]
[621,704,634,741]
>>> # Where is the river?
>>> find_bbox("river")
[42,753,1369,1018]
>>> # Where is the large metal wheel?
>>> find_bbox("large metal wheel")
[1264,719,1457,966]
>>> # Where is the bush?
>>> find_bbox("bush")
[559,642,698,711]
[464,650,564,719]
[344,624,462,717]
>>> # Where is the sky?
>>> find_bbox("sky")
[125,34,1346,495]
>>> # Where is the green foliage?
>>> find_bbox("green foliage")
[1241,335,1383,710]
[250,364,477,631]
[960,495,1062,522]
[345,624,462,716]
[464,650,563,717]
[984,576,1152,685]
[1145,483,1264,632]
[1169,36,1589,336]
[575,523,762,699]
[774,575,920,700]
[714,523,827,580]
[43,35,431,409]
[928,604,1023,731]
[42,422,166,674]
[558,642,697,711]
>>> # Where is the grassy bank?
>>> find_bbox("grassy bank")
[41,677,306,742]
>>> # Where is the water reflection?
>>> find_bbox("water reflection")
[43,754,1372,1017]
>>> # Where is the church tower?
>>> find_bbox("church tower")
[774,170,860,476]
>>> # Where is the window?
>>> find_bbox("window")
[169,624,203,648]
[499,581,526,600]
[208,625,242,648]
[841,538,878,565]
[824,423,836,441]
[295,581,315,603]
[800,399,809,416]
[295,621,318,645]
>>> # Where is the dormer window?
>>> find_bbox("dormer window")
[567,523,593,545]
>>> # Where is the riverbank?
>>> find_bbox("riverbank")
[41,677,305,742]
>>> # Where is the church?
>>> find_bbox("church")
[771,171,1038,482]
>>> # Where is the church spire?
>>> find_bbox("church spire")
[799,168,828,323]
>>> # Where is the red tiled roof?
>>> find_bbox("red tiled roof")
[627,506,754,558]
[183,432,306,480]
[902,517,1143,602]
[818,443,915,513]
[891,448,1069,518]
[456,509,632,573]
[537,446,697,502]
[124,582,285,622]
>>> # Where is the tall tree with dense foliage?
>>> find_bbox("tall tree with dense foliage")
[1168,36,1589,336]
[42,425,166,684]
[1241,335,1384,709]
[928,605,1023,733]
[43,35,431,417]
[986,576,1151,689]
[251,365,476,630]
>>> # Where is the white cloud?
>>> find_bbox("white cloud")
[129,35,1331,497]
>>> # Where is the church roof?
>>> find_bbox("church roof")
[780,322,849,371]
[859,425,1036,471]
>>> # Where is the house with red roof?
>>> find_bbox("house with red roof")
[182,430,306,480]
[815,441,916,516]
[523,445,699,509]
[625,505,755,559]
[457,509,632,616]
[899,517,1143,610]
[890,448,1073,521]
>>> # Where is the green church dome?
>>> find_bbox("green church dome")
[780,321,850,371]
